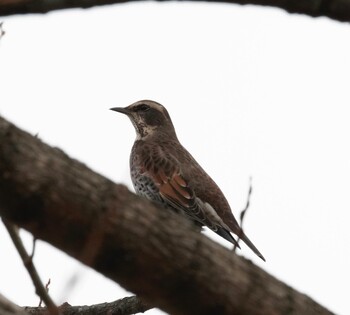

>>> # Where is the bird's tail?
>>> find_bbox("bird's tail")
[239,230,265,261]
[216,227,241,249]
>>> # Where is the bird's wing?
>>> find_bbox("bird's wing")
[141,163,233,234]
[153,169,242,247]
[151,168,207,222]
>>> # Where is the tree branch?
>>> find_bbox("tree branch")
[24,296,151,315]
[0,293,28,315]
[0,0,349,22]
[2,220,59,315]
[0,115,335,315]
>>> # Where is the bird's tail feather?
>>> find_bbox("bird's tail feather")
[216,227,241,249]
[239,231,266,261]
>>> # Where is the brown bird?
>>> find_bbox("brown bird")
[111,100,265,261]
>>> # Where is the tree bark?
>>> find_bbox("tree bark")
[0,0,349,22]
[0,116,335,315]
[24,296,151,315]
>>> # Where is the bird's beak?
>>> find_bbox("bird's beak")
[110,107,131,115]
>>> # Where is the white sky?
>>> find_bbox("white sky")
[0,2,349,314]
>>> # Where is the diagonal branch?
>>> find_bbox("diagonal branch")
[2,220,59,315]
[0,0,349,22]
[0,115,335,315]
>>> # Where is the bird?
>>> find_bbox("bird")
[110,100,265,261]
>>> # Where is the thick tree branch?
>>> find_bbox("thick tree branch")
[0,0,350,22]
[0,115,335,315]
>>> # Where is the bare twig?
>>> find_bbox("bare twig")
[39,279,51,307]
[2,219,60,315]
[30,237,37,259]
[0,22,5,39]
[240,176,253,224]
[233,177,253,252]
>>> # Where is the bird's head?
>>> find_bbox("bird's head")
[110,100,176,140]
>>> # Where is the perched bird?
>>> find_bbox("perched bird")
[111,100,265,261]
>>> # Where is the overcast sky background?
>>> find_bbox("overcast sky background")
[0,2,349,314]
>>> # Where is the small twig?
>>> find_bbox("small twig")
[233,177,253,252]
[2,219,60,315]
[30,237,37,259]
[39,279,51,307]
[0,22,5,39]
[240,176,253,224]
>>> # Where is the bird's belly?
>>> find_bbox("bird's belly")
[131,171,161,201]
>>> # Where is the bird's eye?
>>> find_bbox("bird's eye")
[138,104,150,112]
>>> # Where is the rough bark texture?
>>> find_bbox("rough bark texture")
[24,296,151,315]
[0,0,350,22]
[0,116,335,315]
